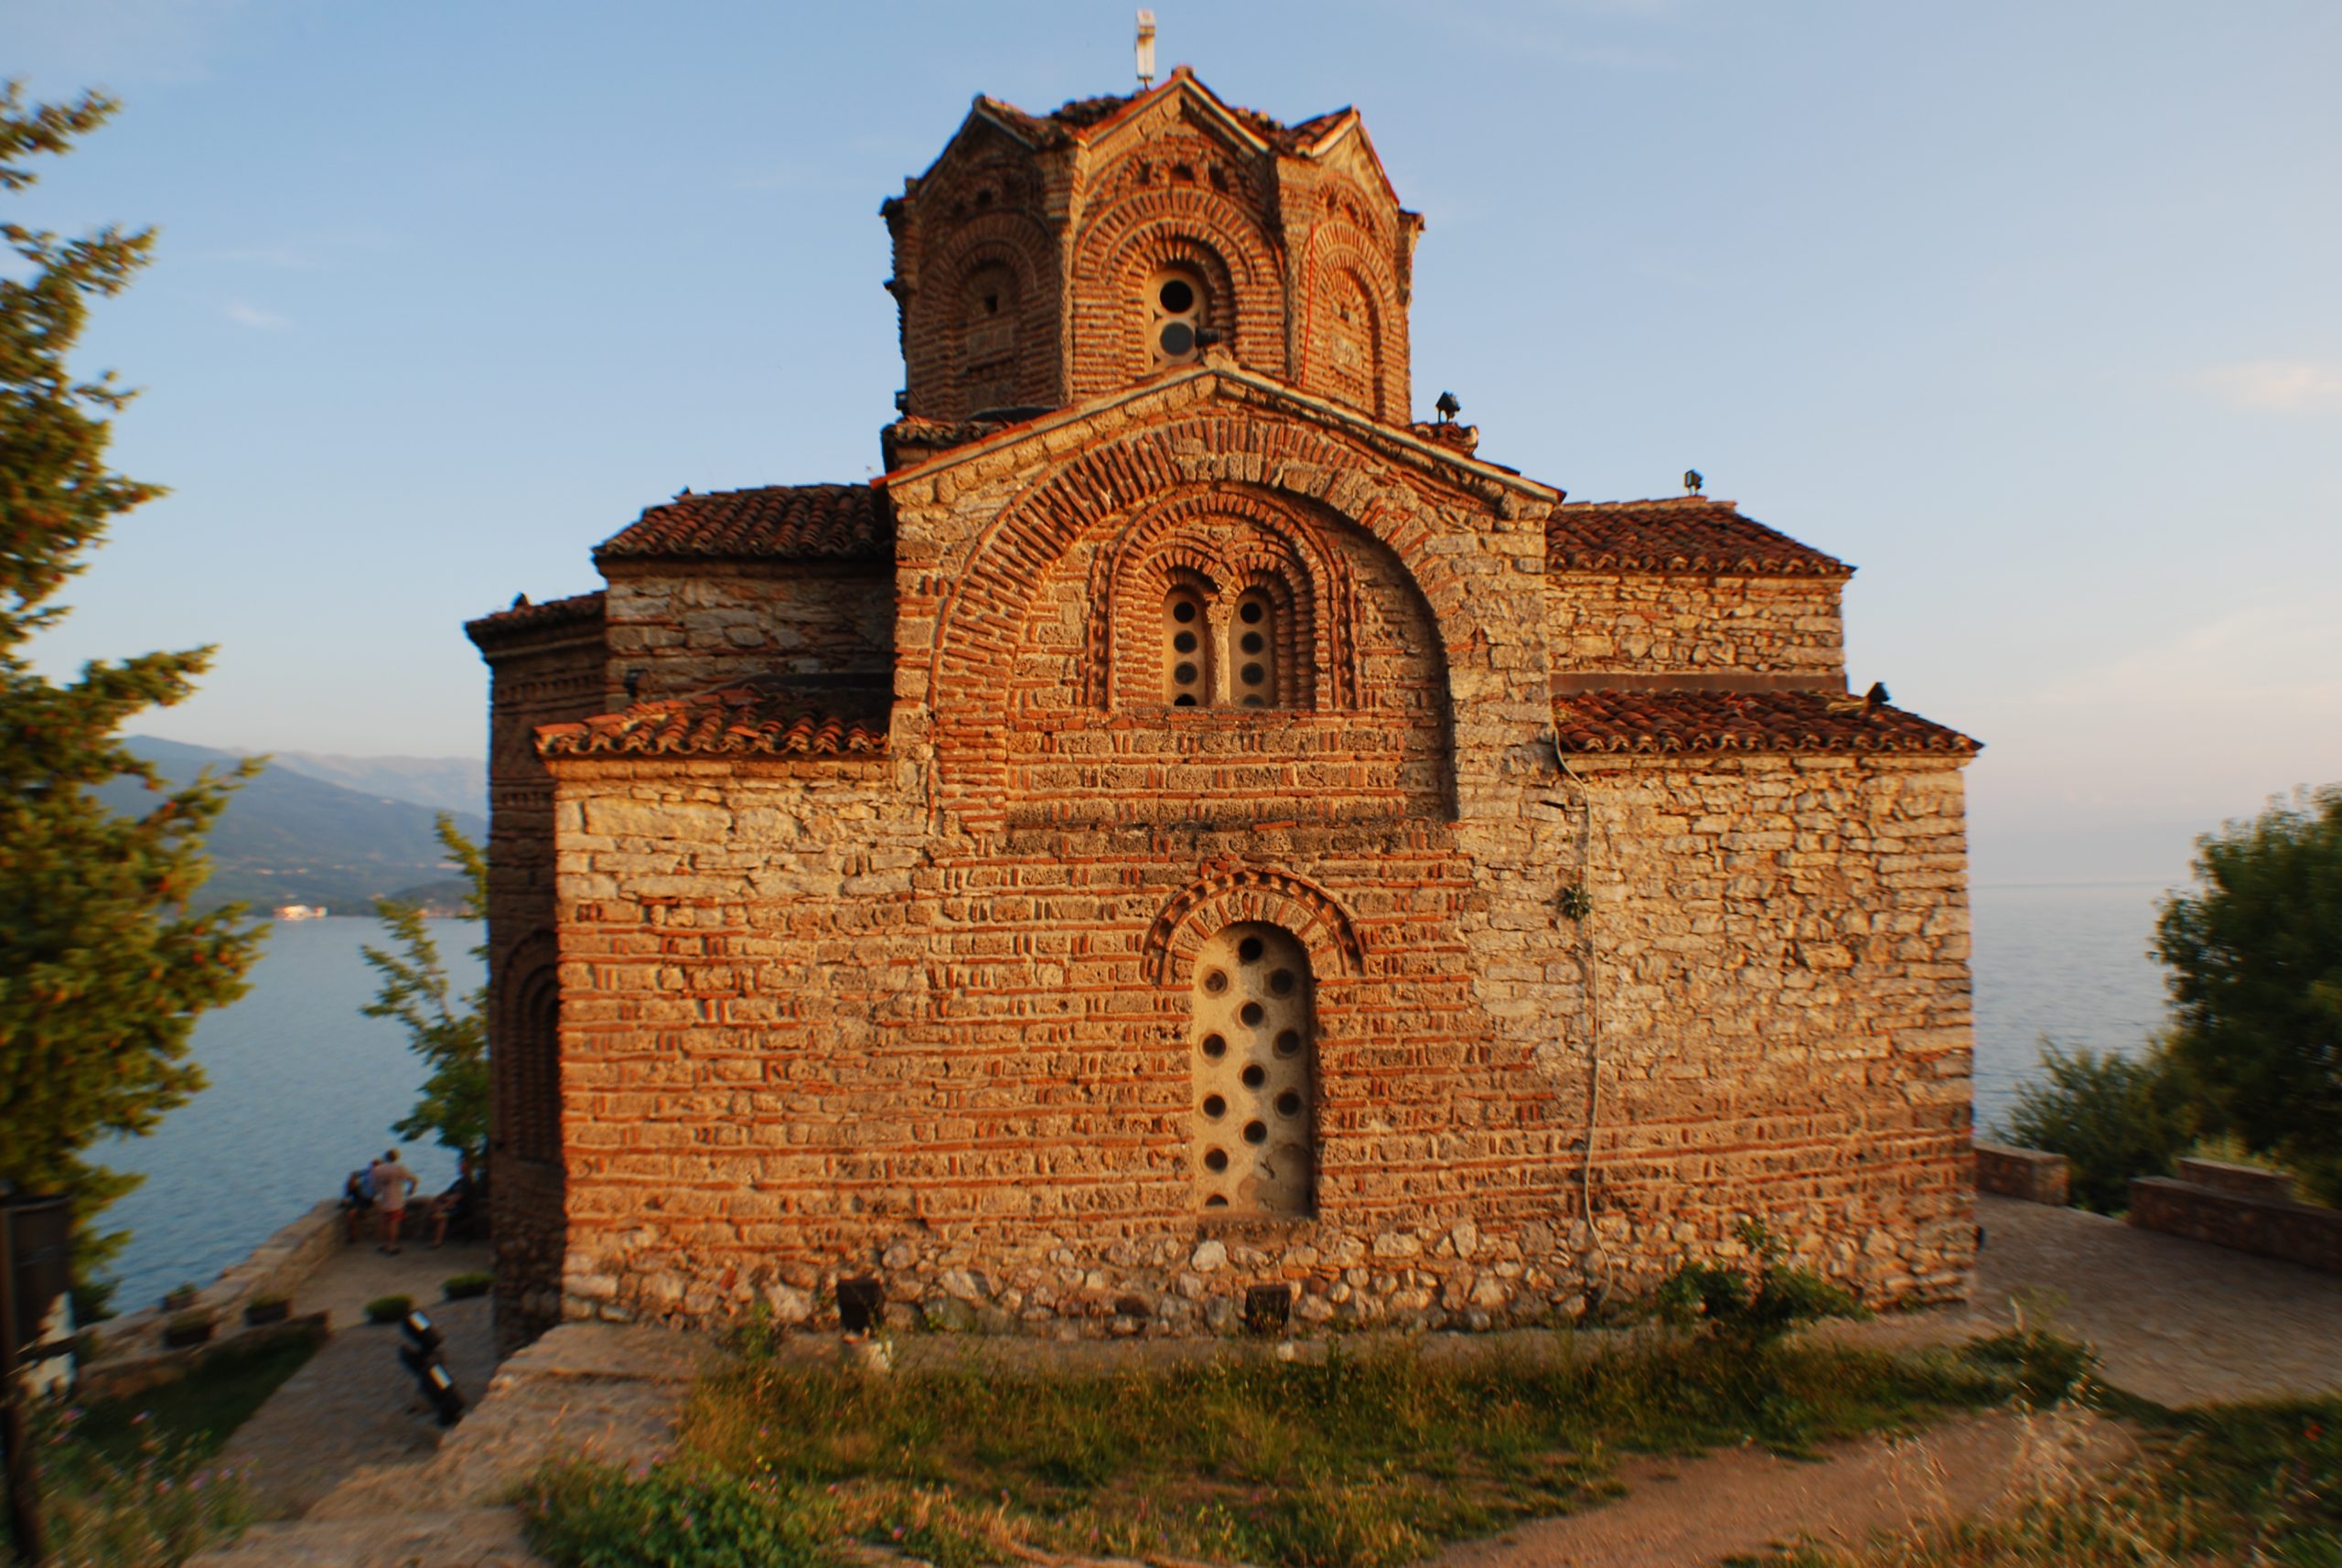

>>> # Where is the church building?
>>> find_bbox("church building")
[467,69,1980,1347]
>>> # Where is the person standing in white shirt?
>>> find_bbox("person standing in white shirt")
[370,1147,417,1254]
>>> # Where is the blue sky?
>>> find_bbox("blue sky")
[9,0,2338,884]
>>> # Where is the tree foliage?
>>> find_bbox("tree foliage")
[1998,1036,2199,1212]
[362,815,488,1160]
[0,82,261,1316]
[2156,785,2342,1204]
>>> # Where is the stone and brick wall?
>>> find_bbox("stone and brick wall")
[1547,575,1846,681]
[2130,1176,2342,1273]
[601,564,894,707]
[518,372,1977,1339]
[467,594,607,1349]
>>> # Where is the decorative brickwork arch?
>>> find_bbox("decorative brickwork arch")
[1071,188,1284,392]
[905,210,1059,420]
[927,409,1485,825]
[1302,220,1408,422]
[1086,486,1359,713]
[1142,865,1366,987]
[495,932,563,1165]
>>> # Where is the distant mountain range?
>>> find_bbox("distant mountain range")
[110,737,489,915]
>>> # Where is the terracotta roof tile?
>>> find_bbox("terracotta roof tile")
[596,484,891,563]
[463,589,605,643]
[538,680,886,760]
[1549,498,1849,577]
[1553,689,1976,757]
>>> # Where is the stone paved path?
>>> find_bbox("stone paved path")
[215,1237,497,1520]
[1832,1194,2342,1408]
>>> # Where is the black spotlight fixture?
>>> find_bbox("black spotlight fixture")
[1434,390,1461,424]
[396,1309,465,1426]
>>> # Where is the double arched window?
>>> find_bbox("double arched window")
[1161,582,1287,707]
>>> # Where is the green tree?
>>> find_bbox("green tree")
[0,83,262,1317]
[1998,1036,2199,1212]
[2156,785,2342,1204]
[362,815,488,1160]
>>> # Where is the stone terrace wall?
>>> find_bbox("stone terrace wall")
[1547,575,1845,681]
[1561,754,1977,1302]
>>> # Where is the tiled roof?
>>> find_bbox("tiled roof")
[537,680,886,759]
[1552,689,1977,757]
[463,590,605,642]
[1549,498,1849,577]
[595,484,891,563]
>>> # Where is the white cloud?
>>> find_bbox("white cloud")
[221,301,289,330]
[2039,605,2342,709]
[2197,360,2342,413]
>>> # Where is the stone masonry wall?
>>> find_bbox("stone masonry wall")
[474,605,607,1349]
[539,377,1975,1338]
[601,564,893,707]
[1547,574,1845,680]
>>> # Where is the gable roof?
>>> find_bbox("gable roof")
[883,357,1561,502]
[1548,498,1850,578]
[538,678,886,760]
[1553,689,1975,757]
[595,484,892,564]
[464,589,605,647]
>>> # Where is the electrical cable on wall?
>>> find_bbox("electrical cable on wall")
[1546,739,1613,1304]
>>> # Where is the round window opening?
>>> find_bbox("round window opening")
[1242,1121,1268,1145]
[1202,1094,1227,1118]
[1240,662,1265,686]
[1174,693,1198,706]
[1203,970,1228,995]
[1241,1064,1266,1088]
[1240,1001,1266,1026]
[1172,600,1197,624]
[1241,632,1264,654]
[1237,936,1264,964]
[1174,661,1198,684]
[1159,322,1195,357]
[1159,278,1196,313]
[1274,1028,1300,1057]
[1201,1032,1228,1058]
[1275,1090,1302,1117]
[1269,969,1295,996]
[1174,630,1198,653]
[1240,601,1264,625]
[1204,1147,1229,1172]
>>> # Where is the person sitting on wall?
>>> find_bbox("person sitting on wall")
[340,1165,375,1244]
[370,1146,417,1255]
[429,1153,480,1249]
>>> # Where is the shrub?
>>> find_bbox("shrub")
[1652,1218,1866,1357]
[519,1460,833,1568]
[1997,1037,2197,1212]
[20,1411,257,1567]
[361,1294,413,1325]
[443,1272,492,1301]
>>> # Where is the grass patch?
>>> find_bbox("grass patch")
[74,1325,325,1465]
[521,1327,2087,1568]
[1739,1392,2340,1568]
[0,1326,321,1567]
[362,1293,414,1324]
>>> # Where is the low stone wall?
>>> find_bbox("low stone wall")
[76,1313,329,1406]
[2174,1157,2295,1204]
[2129,1176,2342,1273]
[89,1199,345,1361]
[1974,1143,2069,1206]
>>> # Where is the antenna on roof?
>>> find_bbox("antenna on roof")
[1135,9,1158,88]
[1683,468,1703,495]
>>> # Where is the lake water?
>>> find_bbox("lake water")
[99,918,477,1314]
[99,884,2177,1314]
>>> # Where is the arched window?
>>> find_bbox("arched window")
[1147,268,1207,369]
[1190,923,1316,1216]
[507,964,562,1165]
[1230,588,1278,707]
[961,262,1019,413]
[1164,586,1209,705]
